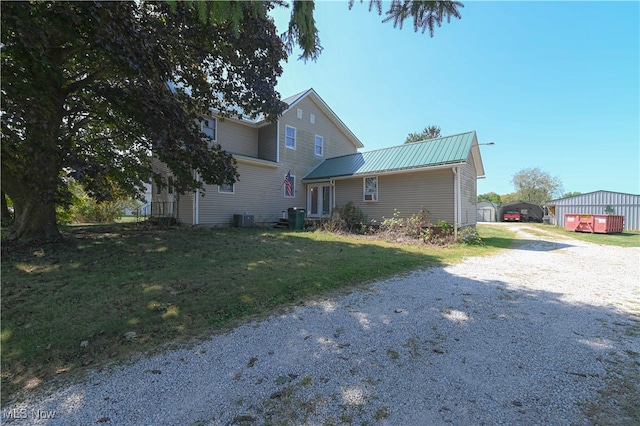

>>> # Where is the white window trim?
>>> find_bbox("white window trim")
[201,118,217,141]
[296,108,303,119]
[218,183,235,194]
[310,113,315,124]
[314,135,324,157]
[285,125,296,150]
[363,176,378,202]
[284,174,295,198]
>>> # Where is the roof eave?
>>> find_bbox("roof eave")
[303,161,467,182]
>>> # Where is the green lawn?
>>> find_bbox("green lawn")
[1,223,511,400]
[526,223,640,247]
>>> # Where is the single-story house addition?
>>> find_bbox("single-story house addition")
[152,89,487,235]
[303,130,486,235]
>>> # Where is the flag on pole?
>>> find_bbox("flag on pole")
[284,171,293,197]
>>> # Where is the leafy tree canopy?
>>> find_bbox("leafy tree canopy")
[1,1,464,242]
[561,191,582,199]
[478,192,502,205]
[511,167,563,205]
[405,125,442,143]
[500,192,519,204]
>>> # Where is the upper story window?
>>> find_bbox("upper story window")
[364,176,378,202]
[167,177,174,194]
[201,118,217,141]
[314,135,324,157]
[218,183,235,194]
[310,114,315,124]
[296,108,303,119]
[285,125,296,150]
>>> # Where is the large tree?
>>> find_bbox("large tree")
[404,125,442,143]
[511,167,563,205]
[1,1,464,242]
[478,192,502,205]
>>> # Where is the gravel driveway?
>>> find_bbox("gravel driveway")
[3,224,639,425]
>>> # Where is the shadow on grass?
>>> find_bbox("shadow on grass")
[1,224,445,401]
[3,235,638,425]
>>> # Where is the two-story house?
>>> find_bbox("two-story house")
[153,88,486,233]
[152,88,363,226]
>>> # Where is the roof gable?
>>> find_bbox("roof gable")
[277,88,364,149]
[304,131,483,181]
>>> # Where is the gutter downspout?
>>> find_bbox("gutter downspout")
[330,178,336,212]
[453,167,459,240]
[276,120,280,163]
[193,171,200,226]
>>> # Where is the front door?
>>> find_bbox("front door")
[308,184,331,218]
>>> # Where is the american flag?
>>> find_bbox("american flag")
[284,171,293,197]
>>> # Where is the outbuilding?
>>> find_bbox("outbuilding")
[544,190,640,231]
[498,201,544,222]
[477,201,498,222]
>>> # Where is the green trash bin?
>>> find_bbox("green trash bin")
[287,207,306,230]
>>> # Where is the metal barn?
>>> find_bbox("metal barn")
[498,201,544,222]
[544,190,640,231]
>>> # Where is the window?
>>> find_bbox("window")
[297,108,303,119]
[310,114,315,124]
[167,177,174,194]
[285,126,296,149]
[314,135,324,156]
[218,183,235,194]
[364,176,378,201]
[283,173,295,198]
[201,118,216,140]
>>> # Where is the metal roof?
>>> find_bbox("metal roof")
[303,131,477,181]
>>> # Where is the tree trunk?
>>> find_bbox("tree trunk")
[11,195,61,242]
[1,174,61,242]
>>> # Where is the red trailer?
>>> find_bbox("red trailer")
[564,213,624,234]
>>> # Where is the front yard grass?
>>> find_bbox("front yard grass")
[1,223,513,401]
[525,223,640,248]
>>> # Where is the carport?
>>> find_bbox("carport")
[498,201,544,222]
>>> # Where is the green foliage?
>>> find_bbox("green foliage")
[404,125,442,143]
[380,209,429,238]
[57,179,137,224]
[283,0,322,61]
[380,210,462,245]
[325,202,370,234]
[1,1,285,240]
[478,192,502,205]
[561,191,582,199]
[353,0,464,36]
[511,167,563,204]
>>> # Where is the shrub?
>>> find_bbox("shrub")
[56,178,136,224]
[325,202,369,234]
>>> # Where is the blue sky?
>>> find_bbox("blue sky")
[270,1,640,197]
